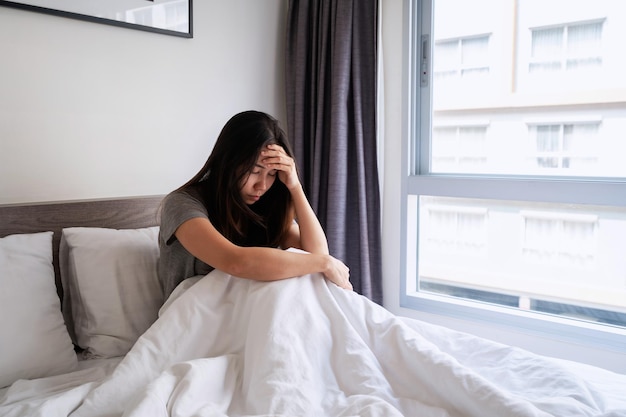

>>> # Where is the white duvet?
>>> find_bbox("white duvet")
[2,268,626,417]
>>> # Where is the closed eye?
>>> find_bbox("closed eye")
[251,163,266,175]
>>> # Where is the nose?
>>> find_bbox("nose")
[254,176,268,191]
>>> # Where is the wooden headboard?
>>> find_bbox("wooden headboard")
[0,195,164,299]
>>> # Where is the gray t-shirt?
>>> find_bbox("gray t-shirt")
[158,189,215,299]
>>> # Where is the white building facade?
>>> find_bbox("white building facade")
[415,0,626,326]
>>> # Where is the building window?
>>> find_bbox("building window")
[529,21,603,74]
[521,211,597,268]
[432,125,488,172]
[434,35,490,80]
[422,202,487,255]
[528,122,599,173]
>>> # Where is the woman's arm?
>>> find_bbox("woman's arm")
[261,144,329,254]
[291,184,329,254]
[280,184,329,254]
[175,217,351,289]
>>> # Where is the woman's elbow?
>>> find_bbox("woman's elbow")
[217,248,256,278]
[218,256,246,277]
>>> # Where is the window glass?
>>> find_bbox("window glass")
[417,196,626,327]
[407,0,626,335]
[429,1,625,178]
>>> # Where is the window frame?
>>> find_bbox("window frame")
[400,0,626,353]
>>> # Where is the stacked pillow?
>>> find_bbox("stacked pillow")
[0,232,77,388]
[0,226,163,389]
[60,226,163,358]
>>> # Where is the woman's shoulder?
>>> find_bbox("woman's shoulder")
[162,187,208,215]
[164,187,202,205]
[159,187,210,239]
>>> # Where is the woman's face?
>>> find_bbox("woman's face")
[239,153,277,205]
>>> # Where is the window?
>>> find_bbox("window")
[404,0,626,350]
[529,21,603,73]
[528,122,600,174]
[521,210,597,268]
[434,35,490,80]
[433,34,492,100]
[421,200,487,255]
[431,125,488,172]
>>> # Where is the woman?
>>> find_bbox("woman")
[158,110,352,299]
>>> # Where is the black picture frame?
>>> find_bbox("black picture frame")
[0,0,193,38]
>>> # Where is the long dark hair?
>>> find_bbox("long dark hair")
[177,110,295,248]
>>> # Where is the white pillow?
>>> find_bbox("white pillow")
[0,232,77,388]
[60,227,163,358]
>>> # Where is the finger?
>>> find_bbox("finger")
[265,157,294,172]
[263,145,283,158]
[262,149,290,164]
[267,144,285,153]
[266,145,293,162]
[265,160,293,173]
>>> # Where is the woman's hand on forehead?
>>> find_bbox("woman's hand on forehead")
[261,144,300,190]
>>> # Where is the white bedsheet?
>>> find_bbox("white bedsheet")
[2,269,625,417]
[0,358,121,417]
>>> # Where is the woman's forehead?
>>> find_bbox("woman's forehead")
[253,153,269,170]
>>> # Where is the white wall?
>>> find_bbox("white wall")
[380,0,626,374]
[0,0,287,204]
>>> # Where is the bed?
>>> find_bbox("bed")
[1,196,625,417]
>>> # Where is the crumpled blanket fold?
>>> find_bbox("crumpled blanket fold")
[3,266,626,417]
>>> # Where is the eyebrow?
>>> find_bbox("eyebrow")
[253,163,277,173]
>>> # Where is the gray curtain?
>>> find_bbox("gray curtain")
[285,0,382,304]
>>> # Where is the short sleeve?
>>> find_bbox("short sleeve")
[160,190,208,246]
[158,189,214,299]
